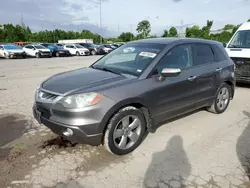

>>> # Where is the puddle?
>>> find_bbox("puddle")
[41,136,77,148]
[0,114,27,147]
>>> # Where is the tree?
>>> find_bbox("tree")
[248,19,250,22]
[162,29,169,37]
[169,27,178,37]
[136,20,151,38]
[223,24,234,30]
[118,32,134,42]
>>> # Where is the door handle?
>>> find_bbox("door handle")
[187,76,197,81]
[215,68,222,72]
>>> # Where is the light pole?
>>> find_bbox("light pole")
[99,0,102,44]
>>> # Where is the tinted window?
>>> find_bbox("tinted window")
[25,45,33,49]
[193,44,214,66]
[155,44,193,73]
[211,44,228,62]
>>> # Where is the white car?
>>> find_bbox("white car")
[63,44,90,56]
[23,44,52,58]
[0,44,26,59]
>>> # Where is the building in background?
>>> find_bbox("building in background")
[58,39,93,44]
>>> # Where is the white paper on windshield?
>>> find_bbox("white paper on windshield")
[137,69,142,72]
[139,52,157,58]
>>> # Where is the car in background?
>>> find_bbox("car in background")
[77,43,98,55]
[103,44,117,50]
[41,43,71,57]
[63,44,90,56]
[23,44,52,58]
[33,38,235,155]
[0,44,26,59]
[95,45,113,55]
[225,22,250,83]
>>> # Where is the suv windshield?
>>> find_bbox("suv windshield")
[75,44,84,48]
[228,30,250,48]
[34,45,46,49]
[92,43,165,76]
[4,45,21,50]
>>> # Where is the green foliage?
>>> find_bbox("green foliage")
[169,27,178,37]
[0,24,103,43]
[162,29,169,37]
[118,32,134,42]
[136,20,151,38]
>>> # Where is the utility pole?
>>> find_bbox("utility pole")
[130,24,133,41]
[99,0,102,44]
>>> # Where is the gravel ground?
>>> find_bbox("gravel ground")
[0,56,250,188]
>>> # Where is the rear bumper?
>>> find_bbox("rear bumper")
[33,105,103,146]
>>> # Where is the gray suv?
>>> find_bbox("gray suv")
[33,38,235,155]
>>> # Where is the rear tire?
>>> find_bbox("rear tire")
[104,106,146,155]
[207,83,231,114]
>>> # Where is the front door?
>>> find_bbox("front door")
[147,44,198,124]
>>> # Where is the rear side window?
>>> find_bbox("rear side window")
[211,44,228,62]
[193,44,214,66]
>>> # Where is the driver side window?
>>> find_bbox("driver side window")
[155,44,193,74]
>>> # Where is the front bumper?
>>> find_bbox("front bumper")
[33,104,103,146]
[236,76,250,84]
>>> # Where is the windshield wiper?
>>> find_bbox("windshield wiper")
[92,65,121,75]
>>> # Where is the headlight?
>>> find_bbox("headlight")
[57,92,103,109]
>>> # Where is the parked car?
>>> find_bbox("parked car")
[63,44,90,56]
[77,43,98,55]
[103,44,117,50]
[225,22,250,83]
[33,38,235,155]
[96,45,113,55]
[0,44,26,59]
[41,43,71,57]
[23,44,52,58]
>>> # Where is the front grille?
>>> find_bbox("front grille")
[231,57,250,77]
[38,90,58,101]
[36,103,51,119]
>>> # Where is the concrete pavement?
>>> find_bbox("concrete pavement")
[0,56,250,188]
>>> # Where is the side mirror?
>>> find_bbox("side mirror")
[222,43,227,48]
[32,48,35,50]
[159,68,181,81]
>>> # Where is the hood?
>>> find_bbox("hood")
[226,48,250,58]
[38,49,50,52]
[78,48,89,51]
[41,67,132,94]
[6,49,24,53]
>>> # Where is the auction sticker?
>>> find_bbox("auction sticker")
[139,52,157,58]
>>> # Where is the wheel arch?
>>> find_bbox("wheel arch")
[99,99,152,139]
[224,80,235,99]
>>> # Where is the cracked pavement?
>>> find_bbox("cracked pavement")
[0,57,250,188]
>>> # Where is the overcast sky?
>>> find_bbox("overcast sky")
[0,0,250,36]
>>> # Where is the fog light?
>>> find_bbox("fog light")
[62,128,73,137]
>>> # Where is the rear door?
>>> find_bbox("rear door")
[24,45,34,56]
[193,43,220,106]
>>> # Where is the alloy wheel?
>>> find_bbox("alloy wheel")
[113,115,142,150]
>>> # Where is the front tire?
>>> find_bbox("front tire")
[207,83,231,114]
[4,53,9,59]
[104,106,146,155]
[56,52,60,57]
[35,52,40,58]
[90,50,96,55]
[76,51,80,56]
